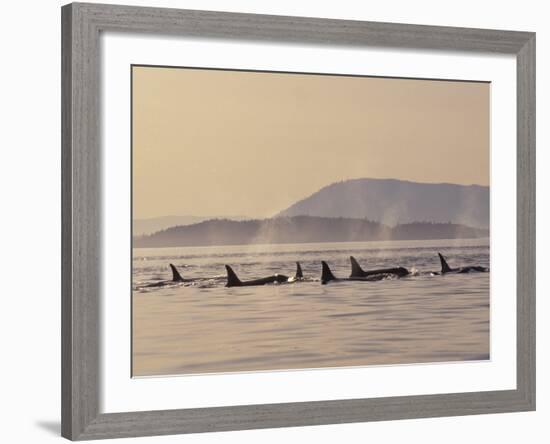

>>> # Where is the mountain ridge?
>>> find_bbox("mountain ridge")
[133,214,248,236]
[276,178,489,228]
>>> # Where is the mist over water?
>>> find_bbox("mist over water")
[132,238,489,377]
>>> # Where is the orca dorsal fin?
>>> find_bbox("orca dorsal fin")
[295,262,303,279]
[321,261,337,284]
[438,253,452,273]
[225,265,242,287]
[350,256,365,277]
[169,263,184,282]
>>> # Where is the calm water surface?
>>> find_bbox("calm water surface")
[132,238,489,376]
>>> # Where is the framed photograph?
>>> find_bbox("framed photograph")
[61,2,535,440]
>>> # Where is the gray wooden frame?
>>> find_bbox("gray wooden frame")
[61,2,535,440]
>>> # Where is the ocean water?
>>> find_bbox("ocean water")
[132,238,490,377]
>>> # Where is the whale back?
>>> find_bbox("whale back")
[438,253,452,273]
[169,263,184,282]
[225,265,242,287]
[321,261,337,284]
[350,256,366,277]
[295,262,303,279]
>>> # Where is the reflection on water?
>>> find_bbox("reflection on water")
[132,238,489,376]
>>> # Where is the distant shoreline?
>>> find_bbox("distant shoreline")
[132,237,490,251]
[133,215,489,249]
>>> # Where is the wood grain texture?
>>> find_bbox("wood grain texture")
[61,4,74,438]
[516,34,536,409]
[75,2,532,53]
[62,3,101,440]
[61,2,536,440]
[76,390,532,440]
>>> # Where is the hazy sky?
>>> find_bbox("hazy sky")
[132,66,489,219]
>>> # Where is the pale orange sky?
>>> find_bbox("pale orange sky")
[132,66,489,219]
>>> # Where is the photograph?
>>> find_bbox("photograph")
[131,65,490,377]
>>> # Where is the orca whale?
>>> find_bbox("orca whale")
[437,253,489,274]
[321,261,386,285]
[225,262,303,287]
[349,256,409,278]
[296,262,303,279]
[141,263,189,288]
[288,262,304,282]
